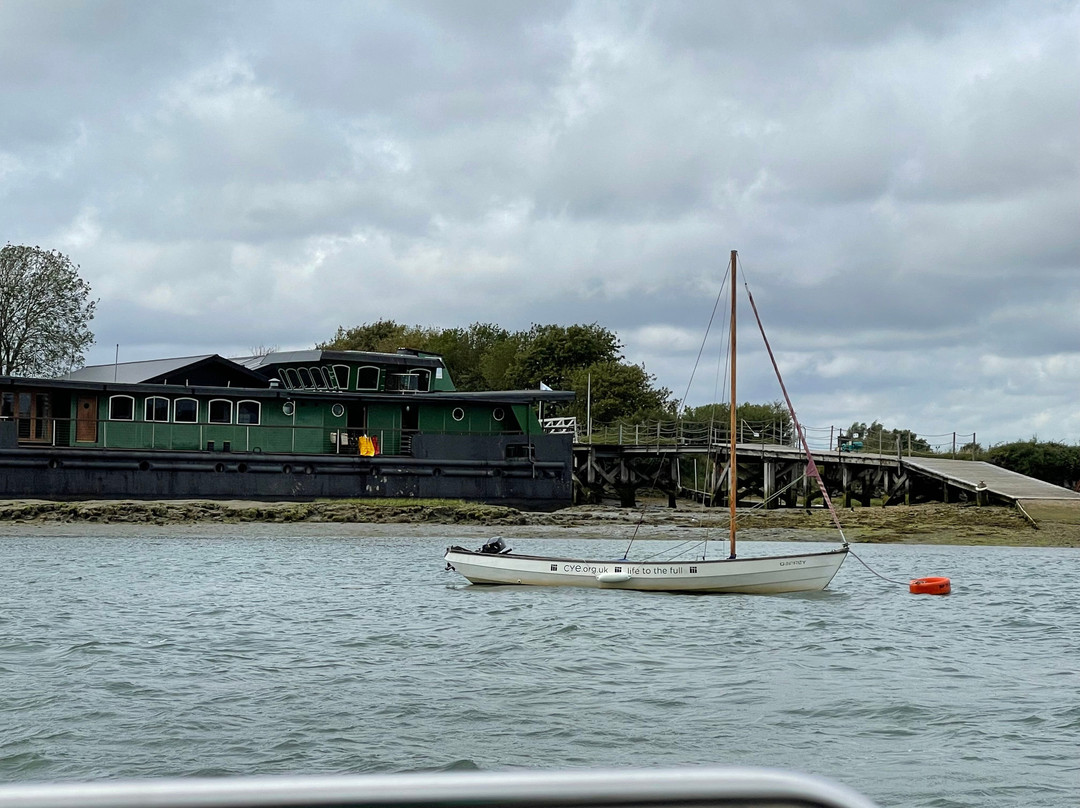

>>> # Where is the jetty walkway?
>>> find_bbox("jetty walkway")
[571,441,1080,511]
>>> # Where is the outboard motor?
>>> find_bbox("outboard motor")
[479,537,510,554]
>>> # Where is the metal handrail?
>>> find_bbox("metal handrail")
[0,766,879,808]
[0,417,540,456]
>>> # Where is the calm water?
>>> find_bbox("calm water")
[1,524,1077,807]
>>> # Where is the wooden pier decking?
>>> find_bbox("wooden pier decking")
[571,442,1080,509]
[902,456,1080,502]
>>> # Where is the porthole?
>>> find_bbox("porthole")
[331,403,345,418]
[452,407,465,422]
[492,407,505,422]
[282,401,295,416]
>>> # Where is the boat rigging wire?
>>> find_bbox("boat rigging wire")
[676,267,730,413]
[620,263,732,562]
[621,507,648,559]
[743,472,808,511]
[744,283,847,546]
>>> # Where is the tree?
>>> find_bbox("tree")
[986,440,1080,488]
[318,320,518,392]
[681,400,792,442]
[683,400,791,428]
[0,245,97,377]
[316,319,676,421]
[318,319,418,353]
[421,323,516,392]
[568,361,673,423]
[504,323,622,390]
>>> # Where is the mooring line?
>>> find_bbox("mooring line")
[847,547,909,587]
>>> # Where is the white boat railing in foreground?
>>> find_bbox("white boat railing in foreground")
[0,766,879,808]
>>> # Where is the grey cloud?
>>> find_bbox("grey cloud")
[2,0,1077,446]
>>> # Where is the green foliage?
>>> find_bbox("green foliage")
[504,323,622,390]
[320,320,523,392]
[319,319,673,421]
[568,361,673,423]
[986,440,1080,488]
[417,323,516,392]
[318,319,420,353]
[0,244,97,376]
[682,400,791,430]
[959,441,984,459]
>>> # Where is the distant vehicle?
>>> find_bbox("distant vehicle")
[839,439,863,452]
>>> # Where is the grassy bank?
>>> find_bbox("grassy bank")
[0,498,1076,547]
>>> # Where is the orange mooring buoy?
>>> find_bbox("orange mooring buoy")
[910,576,951,595]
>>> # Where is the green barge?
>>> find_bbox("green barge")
[0,348,575,507]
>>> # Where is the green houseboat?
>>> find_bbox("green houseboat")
[0,348,575,507]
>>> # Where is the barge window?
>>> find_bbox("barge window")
[209,399,232,424]
[277,370,294,389]
[174,398,198,423]
[411,368,431,392]
[237,400,260,425]
[493,407,505,421]
[109,395,135,421]
[387,372,418,392]
[298,367,316,389]
[332,365,350,389]
[452,407,465,422]
[283,368,301,389]
[356,366,380,390]
[145,396,169,422]
[315,366,335,390]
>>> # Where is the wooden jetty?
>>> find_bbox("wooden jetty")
[571,441,1080,510]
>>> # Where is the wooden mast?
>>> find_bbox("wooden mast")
[728,249,737,559]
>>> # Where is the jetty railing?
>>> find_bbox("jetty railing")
[565,418,980,459]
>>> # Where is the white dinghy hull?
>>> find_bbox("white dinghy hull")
[444,546,848,594]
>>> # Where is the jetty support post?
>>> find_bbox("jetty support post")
[763,460,776,509]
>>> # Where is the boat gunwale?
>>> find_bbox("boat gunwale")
[444,546,849,566]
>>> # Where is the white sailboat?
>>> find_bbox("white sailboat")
[444,251,849,594]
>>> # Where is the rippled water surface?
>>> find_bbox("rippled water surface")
[1,525,1078,807]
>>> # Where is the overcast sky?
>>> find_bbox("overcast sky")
[2,0,1077,448]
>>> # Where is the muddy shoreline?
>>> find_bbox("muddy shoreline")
[0,498,1076,547]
